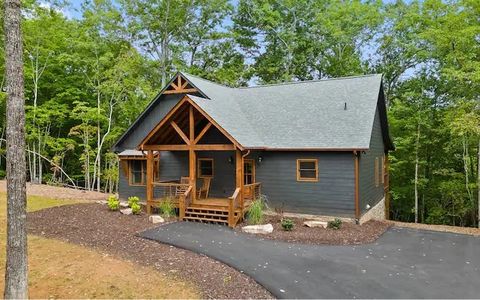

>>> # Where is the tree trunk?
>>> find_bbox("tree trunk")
[414,123,420,223]
[477,139,480,228]
[4,0,28,298]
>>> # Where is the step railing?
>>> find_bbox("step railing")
[228,187,241,227]
[178,186,193,220]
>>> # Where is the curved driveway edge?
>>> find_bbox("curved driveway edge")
[139,222,480,299]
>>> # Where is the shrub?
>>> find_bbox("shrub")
[327,218,343,230]
[128,196,139,208]
[281,218,294,231]
[159,197,175,218]
[131,202,142,215]
[107,195,120,211]
[247,197,265,225]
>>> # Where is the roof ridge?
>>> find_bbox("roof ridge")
[180,71,234,89]
[239,74,382,89]
[182,71,382,90]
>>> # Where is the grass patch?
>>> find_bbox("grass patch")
[0,192,199,298]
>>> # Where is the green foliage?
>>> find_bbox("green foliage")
[131,202,142,215]
[128,196,140,208]
[159,197,175,218]
[281,218,294,231]
[247,197,265,225]
[107,195,120,211]
[327,218,342,230]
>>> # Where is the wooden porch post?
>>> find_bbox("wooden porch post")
[146,150,154,214]
[235,149,244,214]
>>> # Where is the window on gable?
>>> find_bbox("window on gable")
[198,158,213,178]
[297,159,318,182]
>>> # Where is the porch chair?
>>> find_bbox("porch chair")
[197,177,211,200]
[175,176,190,197]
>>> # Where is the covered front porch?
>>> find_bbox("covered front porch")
[138,95,261,227]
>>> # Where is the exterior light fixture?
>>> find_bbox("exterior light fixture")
[258,156,263,163]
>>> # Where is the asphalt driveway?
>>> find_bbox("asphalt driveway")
[140,222,480,299]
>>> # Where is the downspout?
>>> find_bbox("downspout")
[354,151,360,224]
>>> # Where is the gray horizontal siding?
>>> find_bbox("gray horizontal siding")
[116,94,184,151]
[359,107,385,214]
[250,151,355,217]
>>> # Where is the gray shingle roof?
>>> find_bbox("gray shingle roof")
[184,73,385,150]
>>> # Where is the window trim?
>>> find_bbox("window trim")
[128,159,146,186]
[296,159,319,182]
[197,158,214,178]
[127,158,159,186]
[374,157,380,187]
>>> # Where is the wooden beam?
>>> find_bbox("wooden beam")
[189,106,194,142]
[146,150,154,214]
[177,75,182,88]
[193,123,212,144]
[163,88,198,94]
[171,121,190,145]
[170,82,179,90]
[384,154,390,220]
[354,151,360,221]
[143,145,189,151]
[235,149,244,217]
[194,144,235,151]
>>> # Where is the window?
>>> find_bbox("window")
[198,158,213,178]
[374,157,379,187]
[128,159,159,186]
[296,159,318,182]
[244,159,255,185]
[129,160,146,186]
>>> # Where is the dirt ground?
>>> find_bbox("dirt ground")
[0,180,108,201]
[28,203,273,299]
[0,194,199,299]
[390,220,480,236]
[237,214,391,245]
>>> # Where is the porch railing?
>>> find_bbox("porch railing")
[152,181,191,199]
[243,182,261,202]
[228,187,241,227]
[178,186,193,220]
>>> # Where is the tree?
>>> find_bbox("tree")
[3,0,28,298]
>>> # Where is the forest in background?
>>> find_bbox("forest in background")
[0,0,478,227]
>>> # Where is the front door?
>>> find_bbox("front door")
[244,159,255,185]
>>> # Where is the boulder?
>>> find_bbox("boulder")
[241,224,273,234]
[119,201,129,208]
[95,200,107,205]
[120,208,132,215]
[303,220,328,228]
[149,215,165,224]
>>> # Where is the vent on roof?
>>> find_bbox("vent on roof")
[344,102,347,110]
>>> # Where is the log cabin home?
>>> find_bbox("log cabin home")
[112,72,394,227]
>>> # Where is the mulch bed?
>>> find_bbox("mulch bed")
[27,203,273,299]
[236,215,391,245]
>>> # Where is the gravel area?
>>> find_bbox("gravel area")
[236,214,391,245]
[0,180,108,201]
[27,203,272,299]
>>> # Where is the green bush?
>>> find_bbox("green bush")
[281,218,294,231]
[107,195,120,211]
[131,202,142,214]
[159,197,175,218]
[128,196,139,208]
[247,197,265,225]
[327,218,343,230]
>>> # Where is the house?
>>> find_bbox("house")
[112,72,394,227]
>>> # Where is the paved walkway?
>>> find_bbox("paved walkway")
[140,222,480,299]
